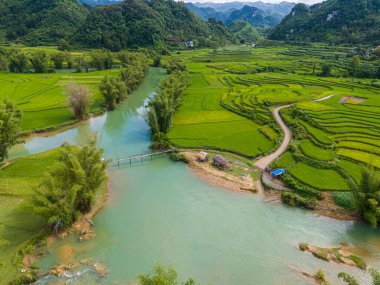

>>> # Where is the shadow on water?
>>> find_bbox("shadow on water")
[10,68,380,285]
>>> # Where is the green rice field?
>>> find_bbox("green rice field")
[0,70,117,132]
[170,45,380,191]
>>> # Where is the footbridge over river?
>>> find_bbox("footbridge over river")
[112,149,176,166]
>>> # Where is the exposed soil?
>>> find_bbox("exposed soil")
[315,192,359,221]
[183,152,258,194]
[340,96,367,104]
[300,243,367,270]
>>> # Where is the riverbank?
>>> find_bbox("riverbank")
[182,151,260,194]
[182,150,357,222]
[20,179,109,282]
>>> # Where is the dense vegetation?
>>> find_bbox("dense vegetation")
[269,0,380,45]
[0,0,234,50]
[228,20,262,44]
[28,143,106,231]
[0,0,88,46]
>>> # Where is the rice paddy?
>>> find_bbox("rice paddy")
[170,44,380,191]
[0,70,118,132]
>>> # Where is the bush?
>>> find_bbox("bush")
[348,255,366,270]
[299,243,309,251]
[281,191,317,209]
[313,249,329,261]
[170,152,189,164]
[333,192,356,212]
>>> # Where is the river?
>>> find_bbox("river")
[11,68,380,284]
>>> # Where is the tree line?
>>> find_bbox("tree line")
[147,58,189,149]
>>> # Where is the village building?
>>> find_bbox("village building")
[213,155,229,170]
[197,151,208,162]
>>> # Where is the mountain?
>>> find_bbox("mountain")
[269,0,380,45]
[225,5,281,28]
[185,3,226,22]
[79,0,119,6]
[228,20,262,43]
[0,0,88,45]
[186,1,295,28]
[192,1,295,15]
[74,0,234,50]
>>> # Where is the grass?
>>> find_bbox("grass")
[0,69,118,132]
[299,139,334,161]
[168,45,380,191]
[0,148,61,284]
[289,163,350,191]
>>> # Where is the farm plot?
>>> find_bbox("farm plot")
[276,84,380,191]
[0,70,116,131]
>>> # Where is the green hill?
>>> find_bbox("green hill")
[74,0,233,50]
[269,0,380,45]
[228,20,262,44]
[0,0,88,45]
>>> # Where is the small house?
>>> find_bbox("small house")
[213,155,229,170]
[197,151,208,162]
[271,168,285,177]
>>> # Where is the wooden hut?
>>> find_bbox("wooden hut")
[197,151,208,162]
[213,155,229,170]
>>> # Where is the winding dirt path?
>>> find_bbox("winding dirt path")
[255,95,335,169]
[255,105,292,169]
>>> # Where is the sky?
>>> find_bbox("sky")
[186,0,323,3]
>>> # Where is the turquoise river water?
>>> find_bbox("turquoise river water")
[10,68,380,284]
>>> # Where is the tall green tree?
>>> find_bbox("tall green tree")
[351,167,380,228]
[99,76,127,110]
[90,49,113,70]
[29,144,106,231]
[0,100,22,162]
[51,52,66,69]
[8,51,28,73]
[147,71,188,135]
[30,50,49,73]
[166,57,186,74]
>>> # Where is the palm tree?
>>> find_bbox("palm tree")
[351,167,380,228]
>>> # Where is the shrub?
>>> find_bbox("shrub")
[299,243,309,251]
[333,192,356,212]
[348,255,366,270]
[66,83,92,120]
[313,249,329,261]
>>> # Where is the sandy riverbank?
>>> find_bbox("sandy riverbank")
[183,152,260,194]
[183,151,357,221]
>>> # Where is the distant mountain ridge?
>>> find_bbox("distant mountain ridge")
[186,1,295,28]
[269,0,380,45]
[0,0,234,49]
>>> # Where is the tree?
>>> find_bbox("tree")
[138,264,196,285]
[349,55,361,76]
[29,144,106,231]
[66,83,93,120]
[166,57,186,74]
[51,52,66,69]
[147,71,188,134]
[99,76,127,110]
[0,101,22,162]
[351,167,380,228]
[90,49,113,70]
[8,51,29,73]
[57,39,71,52]
[320,63,331,77]
[30,50,49,73]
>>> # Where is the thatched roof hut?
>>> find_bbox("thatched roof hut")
[198,151,208,162]
[213,155,229,169]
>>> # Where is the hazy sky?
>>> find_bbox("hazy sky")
[186,0,323,3]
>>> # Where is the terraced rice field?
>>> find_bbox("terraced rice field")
[171,45,380,191]
[0,70,117,131]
